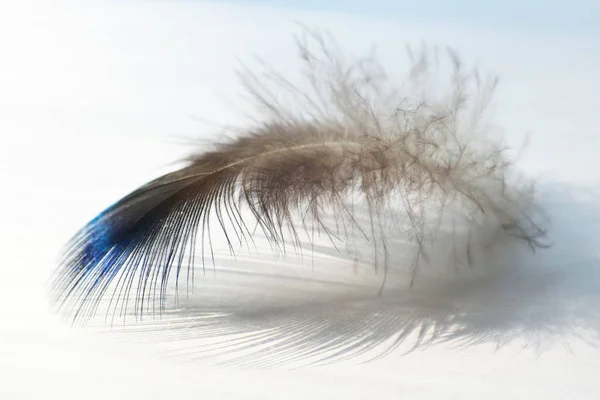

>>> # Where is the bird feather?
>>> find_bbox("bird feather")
[50,28,549,363]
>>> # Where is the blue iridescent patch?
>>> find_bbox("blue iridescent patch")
[80,212,115,268]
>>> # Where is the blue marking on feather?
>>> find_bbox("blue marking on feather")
[80,212,116,269]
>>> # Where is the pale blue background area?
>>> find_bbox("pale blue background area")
[191,0,599,33]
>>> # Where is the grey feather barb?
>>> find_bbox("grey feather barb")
[50,28,549,325]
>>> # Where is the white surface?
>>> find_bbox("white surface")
[1,1,600,399]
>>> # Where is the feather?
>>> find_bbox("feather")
[50,28,549,362]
